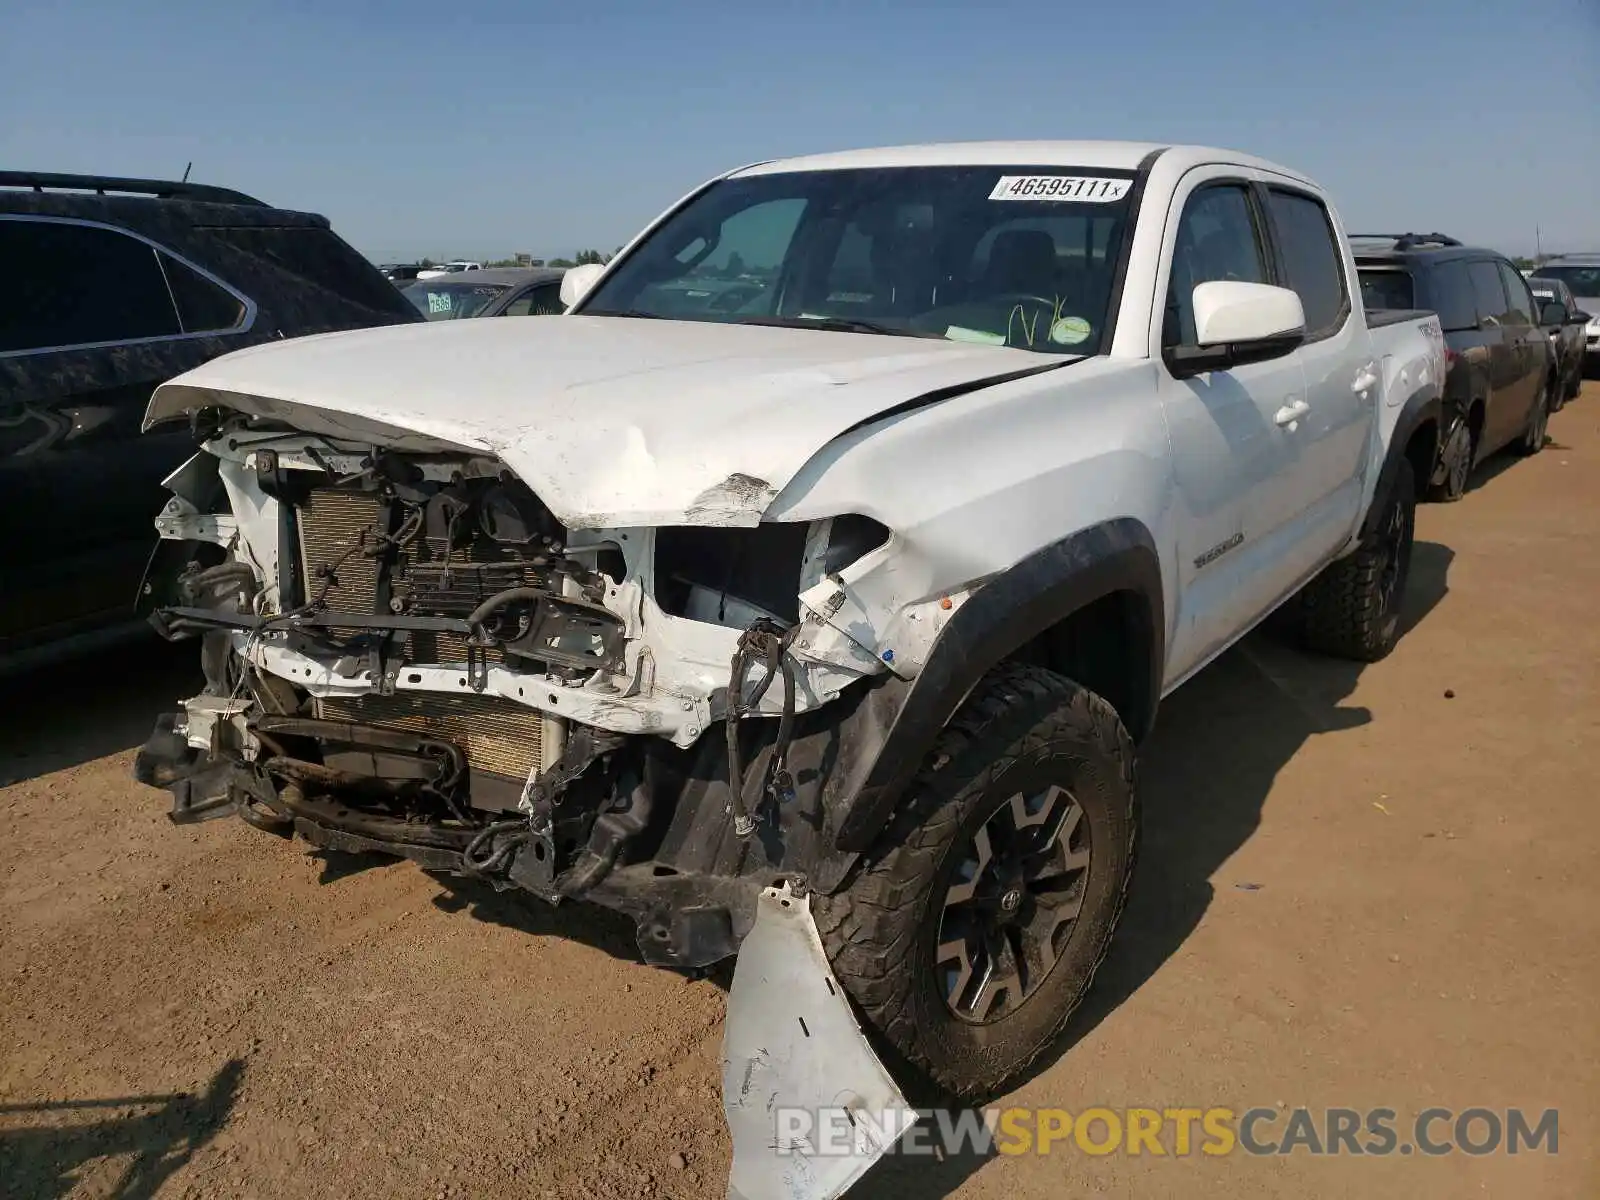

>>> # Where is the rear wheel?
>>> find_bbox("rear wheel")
[815,664,1136,1100]
[1514,379,1550,456]
[1297,459,1416,663]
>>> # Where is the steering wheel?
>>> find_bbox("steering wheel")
[709,286,758,313]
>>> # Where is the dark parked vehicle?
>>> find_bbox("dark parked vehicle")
[0,171,422,671]
[380,262,426,285]
[1527,275,1587,405]
[1354,233,1553,501]
[1527,254,1600,375]
[400,267,567,320]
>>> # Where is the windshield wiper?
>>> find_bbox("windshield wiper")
[733,315,938,339]
[583,308,663,320]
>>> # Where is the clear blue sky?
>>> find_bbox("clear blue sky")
[3,0,1595,262]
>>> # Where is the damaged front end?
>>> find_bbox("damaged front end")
[134,417,908,961]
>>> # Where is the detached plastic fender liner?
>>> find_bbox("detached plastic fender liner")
[832,517,1164,855]
[1362,385,1442,541]
[722,883,916,1200]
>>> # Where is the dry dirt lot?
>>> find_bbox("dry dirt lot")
[3,388,1597,1200]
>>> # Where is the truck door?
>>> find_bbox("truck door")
[1154,173,1306,684]
[1254,183,1376,589]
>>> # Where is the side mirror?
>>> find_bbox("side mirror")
[1166,281,1306,379]
[1572,310,1592,325]
[560,263,607,310]
[1540,301,1570,326]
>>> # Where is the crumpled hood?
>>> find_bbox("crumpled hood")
[147,315,1060,527]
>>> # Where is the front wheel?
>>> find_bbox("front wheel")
[815,664,1136,1100]
[1427,411,1473,503]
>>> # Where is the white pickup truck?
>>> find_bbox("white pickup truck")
[134,141,1444,1196]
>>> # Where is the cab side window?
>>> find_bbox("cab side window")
[1264,188,1348,340]
[1164,185,1269,348]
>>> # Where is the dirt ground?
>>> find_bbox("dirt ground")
[3,388,1597,1200]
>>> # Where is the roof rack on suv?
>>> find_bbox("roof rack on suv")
[0,171,266,207]
[1349,232,1463,251]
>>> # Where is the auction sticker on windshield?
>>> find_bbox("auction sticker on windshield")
[1050,316,1093,345]
[990,176,1130,202]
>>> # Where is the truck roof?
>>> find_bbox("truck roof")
[733,140,1316,186]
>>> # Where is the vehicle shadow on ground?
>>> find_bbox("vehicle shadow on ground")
[1032,540,1454,1064]
[0,1058,243,1200]
[428,873,648,966]
[0,638,198,787]
[856,540,1454,1198]
[1466,431,1570,495]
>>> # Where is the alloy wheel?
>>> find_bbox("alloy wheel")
[936,783,1092,1024]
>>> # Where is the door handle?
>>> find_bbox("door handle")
[1274,398,1310,428]
[1351,367,1380,393]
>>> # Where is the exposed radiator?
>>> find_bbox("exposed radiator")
[293,486,550,781]
[317,692,544,783]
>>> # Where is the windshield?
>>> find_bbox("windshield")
[403,281,509,320]
[580,165,1138,354]
[1531,265,1600,298]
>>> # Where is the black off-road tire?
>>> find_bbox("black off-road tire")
[1514,379,1551,456]
[814,664,1137,1101]
[1297,459,1416,663]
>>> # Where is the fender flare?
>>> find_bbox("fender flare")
[828,517,1164,858]
[1362,385,1441,539]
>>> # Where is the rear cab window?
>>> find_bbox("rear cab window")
[1357,266,1415,311]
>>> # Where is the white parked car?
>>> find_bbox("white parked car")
[414,259,484,280]
[134,140,1444,1196]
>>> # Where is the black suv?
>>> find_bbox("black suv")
[1354,234,1552,501]
[0,172,422,670]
